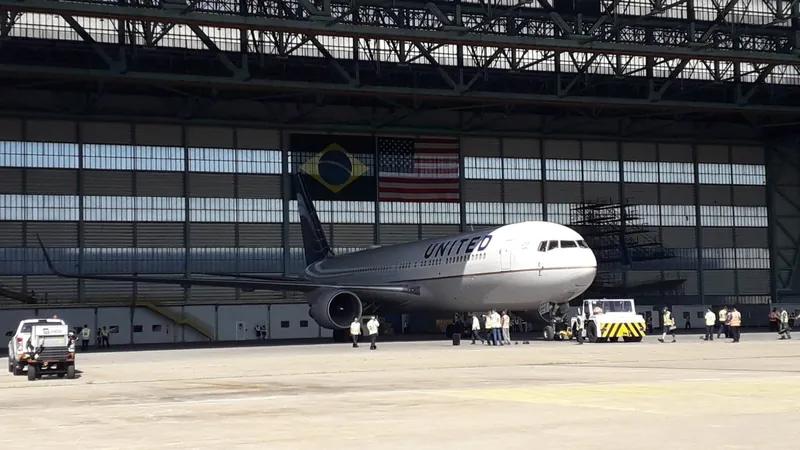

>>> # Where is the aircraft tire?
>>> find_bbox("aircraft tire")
[66,365,76,379]
[543,326,555,341]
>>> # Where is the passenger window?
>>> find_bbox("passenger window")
[537,241,547,252]
[577,240,589,248]
[547,240,558,251]
[560,240,578,248]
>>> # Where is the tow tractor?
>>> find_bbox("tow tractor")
[581,298,646,343]
[7,319,76,380]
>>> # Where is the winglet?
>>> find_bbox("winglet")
[36,234,63,276]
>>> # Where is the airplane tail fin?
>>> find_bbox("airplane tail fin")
[294,173,334,266]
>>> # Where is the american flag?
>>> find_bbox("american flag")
[378,136,460,202]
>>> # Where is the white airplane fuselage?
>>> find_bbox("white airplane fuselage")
[302,221,597,313]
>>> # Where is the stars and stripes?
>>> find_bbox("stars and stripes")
[377,136,461,202]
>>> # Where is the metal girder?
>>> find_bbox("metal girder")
[3,0,800,65]
[1,59,799,114]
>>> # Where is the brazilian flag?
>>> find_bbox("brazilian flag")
[289,133,377,201]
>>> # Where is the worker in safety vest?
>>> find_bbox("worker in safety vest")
[658,307,676,343]
[779,308,792,340]
[79,325,91,351]
[717,306,728,339]
[484,311,495,346]
[704,308,716,341]
[729,308,742,343]
[349,318,361,348]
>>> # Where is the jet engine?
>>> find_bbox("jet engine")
[307,289,363,330]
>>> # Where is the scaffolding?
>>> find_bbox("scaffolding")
[570,198,686,300]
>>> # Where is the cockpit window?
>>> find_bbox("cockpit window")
[560,240,577,248]
[577,240,589,249]
[547,240,558,251]
[537,241,547,252]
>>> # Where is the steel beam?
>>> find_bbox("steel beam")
[1,62,799,114]
[3,0,800,65]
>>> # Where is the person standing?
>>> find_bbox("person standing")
[717,306,728,339]
[79,325,91,351]
[484,311,495,346]
[501,310,511,345]
[730,307,742,343]
[491,310,503,346]
[658,307,676,343]
[779,307,792,340]
[574,308,585,345]
[367,316,380,350]
[470,313,484,345]
[704,308,715,341]
[349,317,361,348]
[100,327,110,348]
[769,308,779,333]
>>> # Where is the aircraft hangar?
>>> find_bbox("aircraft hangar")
[0,0,799,343]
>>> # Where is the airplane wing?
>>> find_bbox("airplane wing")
[37,236,419,295]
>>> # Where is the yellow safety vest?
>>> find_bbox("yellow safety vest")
[718,310,727,321]
[730,311,741,327]
[663,312,674,327]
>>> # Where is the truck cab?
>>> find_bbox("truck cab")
[7,318,70,377]
[580,298,647,343]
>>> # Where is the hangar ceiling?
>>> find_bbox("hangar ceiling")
[1,0,800,123]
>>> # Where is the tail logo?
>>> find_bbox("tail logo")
[299,143,368,193]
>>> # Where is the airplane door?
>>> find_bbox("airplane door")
[501,241,512,271]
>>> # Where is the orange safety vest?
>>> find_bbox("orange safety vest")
[730,311,742,327]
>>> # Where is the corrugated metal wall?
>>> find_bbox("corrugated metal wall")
[0,117,774,307]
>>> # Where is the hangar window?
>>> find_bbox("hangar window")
[136,146,185,172]
[464,156,502,179]
[83,144,134,170]
[1,194,81,221]
[281,321,290,328]
[133,325,143,333]
[544,159,581,182]
[235,149,282,175]
[421,202,459,225]
[300,320,309,328]
[3,142,80,169]
[659,162,694,184]
[152,325,162,332]
[582,160,620,183]
[503,157,542,180]
[466,202,503,225]
[505,203,544,223]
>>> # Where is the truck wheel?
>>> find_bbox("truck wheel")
[12,363,23,376]
[7,357,12,373]
[66,365,76,379]
[27,365,37,381]
[543,326,555,341]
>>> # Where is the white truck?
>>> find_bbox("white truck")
[576,298,647,343]
[7,318,76,380]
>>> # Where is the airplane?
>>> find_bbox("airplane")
[37,173,598,339]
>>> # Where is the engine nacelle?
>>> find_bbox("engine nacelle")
[306,289,363,330]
